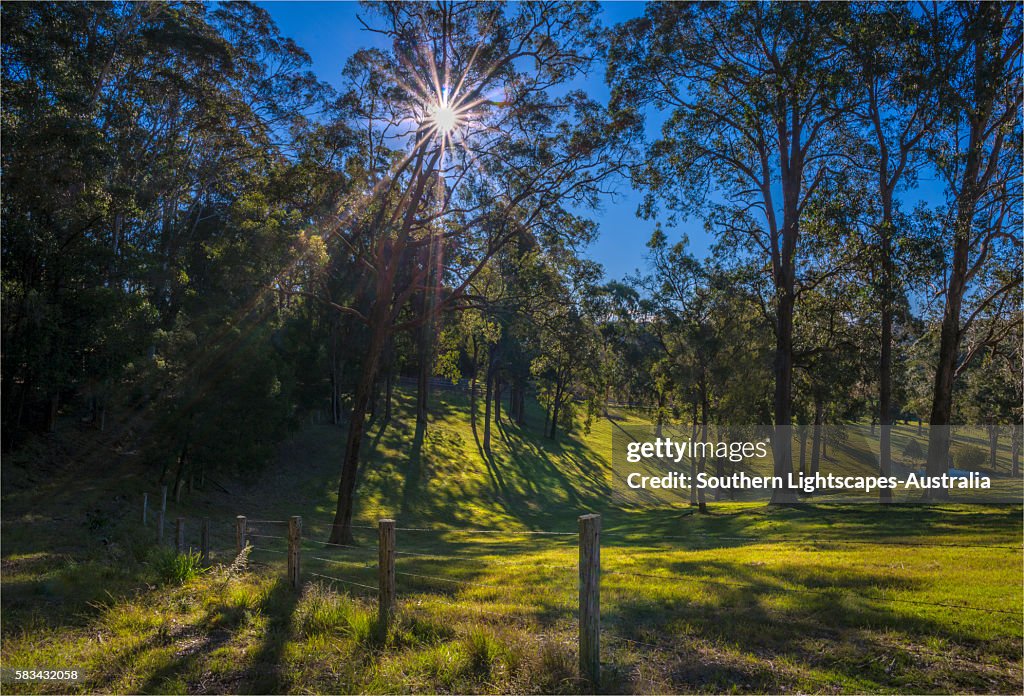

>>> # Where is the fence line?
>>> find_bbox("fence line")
[250,547,288,556]
[309,555,375,569]
[141,500,1022,689]
[603,531,1023,551]
[309,572,378,593]
[393,525,576,536]
[303,538,376,552]
[603,569,1020,615]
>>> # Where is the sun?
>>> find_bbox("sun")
[430,102,459,134]
[427,93,464,137]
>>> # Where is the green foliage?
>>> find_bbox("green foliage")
[902,438,924,463]
[147,548,207,586]
[954,444,987,471]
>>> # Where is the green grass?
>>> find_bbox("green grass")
[2,389,1021,693]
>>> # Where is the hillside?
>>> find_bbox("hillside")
[2,390,1022,694]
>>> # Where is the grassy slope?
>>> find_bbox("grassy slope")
[2,389,1022,694]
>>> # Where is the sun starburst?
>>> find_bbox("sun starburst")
[427,92,464,136]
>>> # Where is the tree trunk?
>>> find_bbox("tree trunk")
[46,393,59,433]
[810,398,823,479]
[416,319,431,434]
[799,426,808,478]
[470,371,477,425]
[879,300,893,502]
[483,365,493,454]
[383,371,393,423]
[697,396,708,513]
[494,377,502,424]
[549,378,563,441]
[1012,424,1020,477]
[770,275,797,504]
[689,404,698,506]
[172,421,191,504]
[926,295,959,499]
[331,319,341,425]
[329,312,387,545]
[516,383,526,426]
[988,425,998,472]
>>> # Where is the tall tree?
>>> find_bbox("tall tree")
[923,3,1022,491]
[283,2,622,543]
[609,2,849,502]
[844,2,945,501]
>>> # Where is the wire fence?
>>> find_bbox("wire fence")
[144,502,1021,688]
[602,530,1024,551]
[237,514,1020,616]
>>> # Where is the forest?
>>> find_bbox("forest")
[2,2,1022,694]
[4,1,1019,533]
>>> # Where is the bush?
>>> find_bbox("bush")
[902,438,923,462]
[955,444,987,470]
[148,547,207,585]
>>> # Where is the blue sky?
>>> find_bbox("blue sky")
[257,2,946,286]
[257,1,690,284]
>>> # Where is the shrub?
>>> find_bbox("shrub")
[955,444,986,470]
[148,547,207,585]
[902,438,923,462]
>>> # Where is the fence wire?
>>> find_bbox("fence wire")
[603,531,1023,552]
[308,572,377,593]
[603,569,1020,616]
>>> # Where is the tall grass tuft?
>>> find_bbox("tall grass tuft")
[148,548,207,585]
[297,584,377,645]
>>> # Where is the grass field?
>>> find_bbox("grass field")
[2,389,1022,693]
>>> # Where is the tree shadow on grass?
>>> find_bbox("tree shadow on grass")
[116,577,294,694]
[601,558,1023,693]
[464,410,513,508]
[239,578,301,693]
[399,416,428,520]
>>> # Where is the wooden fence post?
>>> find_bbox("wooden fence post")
[236,515,247,555]
[175,517,185,555]
[579,513,601,688]
[200,518,210,566]
[288,516,302,589]
[143,492,148,526]
[378,519,396,626]
[157,510,165,546]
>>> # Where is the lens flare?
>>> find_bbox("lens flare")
[429,102,459,135]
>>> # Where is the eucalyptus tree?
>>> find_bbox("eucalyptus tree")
[791,276,868,482]
[596,281,661,412]
[957,334,1023,476]
[637,232,774,510]
[282,2,623,543]
[922,3,1022,490]
[843,2,946,497]
[609,2,851,502]
[526,246,605,442]
[1,1,330,459]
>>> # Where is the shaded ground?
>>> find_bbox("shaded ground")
[2,390,1021,693]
